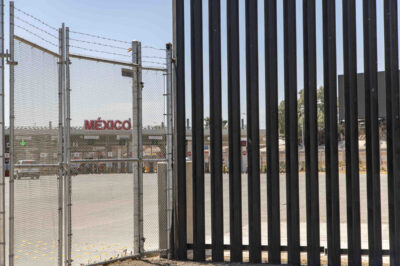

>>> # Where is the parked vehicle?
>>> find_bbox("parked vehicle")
[15,160,40,179]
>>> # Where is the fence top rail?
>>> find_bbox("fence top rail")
[14,34,60,58]
[13,35,167,72]
[69,53,167,72]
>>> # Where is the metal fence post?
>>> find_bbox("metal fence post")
[64,26,72,266]
[8,2,15,265]
[60,23,68,266]
[132,41,144,254]
[165,43,173,258]
[57,27,64,266]
[0,0,5,264]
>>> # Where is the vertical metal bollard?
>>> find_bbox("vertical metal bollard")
[132,41,144,254]
[165,43,173,258]
[0,0,5,264]
[57,27,64,266]
[8,2,15,265]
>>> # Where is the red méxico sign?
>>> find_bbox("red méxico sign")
[84,118,132,130]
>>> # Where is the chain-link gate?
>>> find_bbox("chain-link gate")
[5,1,173,265]
[9,4,62,265]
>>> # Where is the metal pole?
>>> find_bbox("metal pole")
[172,0,188,259]
[227,0,243,261]
[384,1,400,264]
[0,0,5,264]
[132,41,144,254]
[132,41,139,255]
[138,43,144,255]
[61,23,67,266]
[265,0,280,263]
[8,2,15,265]
[60,23,71,266]
[283,0,300,264]
[65,26,72,266]
[57,27,64,266]
[165,43,173,258]
[190,0,206,260]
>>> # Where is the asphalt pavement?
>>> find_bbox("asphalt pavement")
[3,172,391,265]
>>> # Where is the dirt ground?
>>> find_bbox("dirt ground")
[100,253,389,266]
[109,256,266,266]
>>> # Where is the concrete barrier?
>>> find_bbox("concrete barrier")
[157,162,168,250]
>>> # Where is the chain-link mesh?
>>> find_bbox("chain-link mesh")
[13,39,60,265]
[141,69,167,252]
[141,69,167,168]
[69,57,133,162]
[71,173,133,264]
[69,57,137,264]
[10,5,170,264]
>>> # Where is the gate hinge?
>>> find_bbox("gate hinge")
[4,50,17,65]
[0,53,10,58]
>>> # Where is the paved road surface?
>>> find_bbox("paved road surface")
[4,172,391,265]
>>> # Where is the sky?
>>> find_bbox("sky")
[5,0,172,128]
[2,0,398,129]
[8,0,172,49]
[183,0,392,127]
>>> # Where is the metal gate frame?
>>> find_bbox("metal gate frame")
[0,0,5,265]
[5,2,174,265]
[8,4,66,265]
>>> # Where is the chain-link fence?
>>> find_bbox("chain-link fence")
[6,2,172,266]
[141,69,167,252]
[12,33,61,266]
[69,56,135,265]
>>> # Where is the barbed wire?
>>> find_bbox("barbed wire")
[142,55,167,60]
[142,60,166,66]
[15,25,58,47]
[13,6,168,53]
[14,6,58,31]
[69,38,128,50]
[69,30,131,44]
[142,45,166,51]
[70,31,167,52]
[15,16,58,39]
[69,44,131,58]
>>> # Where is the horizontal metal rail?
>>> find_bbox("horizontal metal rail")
[186,244,391,256]
[69,53,167,72]
[14,35,59,57]
[14,163,60,168]
[13,35,166,72]
[71,158,167,163]
[13,158,167,167]
[69,53,136,67]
